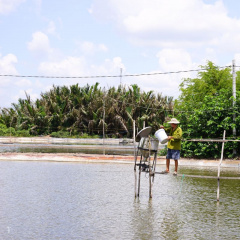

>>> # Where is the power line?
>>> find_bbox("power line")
[0,65,232,79]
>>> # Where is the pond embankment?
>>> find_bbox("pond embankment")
[0,152,239,168]
[0,136,239,167]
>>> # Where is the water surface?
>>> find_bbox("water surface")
[0,161,239,239]
[0,143,134,155]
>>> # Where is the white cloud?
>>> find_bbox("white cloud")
[39,56,125,76]
[38,56,87,76]
[90,57,125,76]
[103,57,124,71]
[27,31,53,59]
[0,53,18,73]
[35,79,44,88]
[0,53,18,86]
[233,53,240,67]
[14,78,32,87]
[90,0,240,50]
[154,49,199,97]
[34,0,41,10]
[122,0,229,35]
[36,50,195,99]
[118,49,199,98]
[77,41,108,55]
[98,44,108,52]
[47,21,56,35]
[0,0,25,14]
[0,53,38,107]
[157,49,194,72]
[37,56,126,89]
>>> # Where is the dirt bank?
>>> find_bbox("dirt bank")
[0,152,135,163]
[0,152,239,167]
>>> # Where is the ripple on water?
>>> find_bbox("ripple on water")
[0,161,239,239]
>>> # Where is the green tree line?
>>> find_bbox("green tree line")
[0,83,173,138]
[1,61,240,158]
[175,61,240,158]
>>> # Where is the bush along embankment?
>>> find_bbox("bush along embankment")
[175,61,240,159]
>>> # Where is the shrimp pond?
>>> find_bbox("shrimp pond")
[0,160,240,239]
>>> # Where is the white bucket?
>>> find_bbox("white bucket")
[154,129,168,144]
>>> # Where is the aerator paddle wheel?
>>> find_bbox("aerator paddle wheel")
[134,127,159,198]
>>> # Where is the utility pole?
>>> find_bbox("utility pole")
[120,68,122,87]
[10,118,12,143]
[133,120,136,159]
[232,59,236,154]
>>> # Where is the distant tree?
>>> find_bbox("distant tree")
[0,83,173,138]
[175,61,240,158]
[175,61,233,111]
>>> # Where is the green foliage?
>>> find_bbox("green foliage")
[176,61,240,159]
[14,130,31,137]
[0,123,7,129]
[0,83,173,138]
[3,60,240,159]
[179,89,240,158]
[175,61,233,111]
[50,131,71,138]
[0,123,8,136]
[0,123,31,137]
[158,146,167,156]
[50,131,99,138]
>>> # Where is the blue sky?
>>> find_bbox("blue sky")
[1,0,240,107]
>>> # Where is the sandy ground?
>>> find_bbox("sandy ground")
[0,152,135,164]
[0,152,239,168]
[0,136,239,168]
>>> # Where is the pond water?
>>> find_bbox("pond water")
[0,143,135,155]
[0,161,239,239]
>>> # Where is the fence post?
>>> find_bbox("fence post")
[232,60,236,155]
[133,120,136,157]
[217,130,226,201]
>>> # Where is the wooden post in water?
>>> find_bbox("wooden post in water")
[217,130,226,201]
[133,120,137,198]
[137,155,142,197]
[148,136,152,198]
[102,89,106,155]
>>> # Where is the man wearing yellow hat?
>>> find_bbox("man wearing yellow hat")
[160,118,182,175]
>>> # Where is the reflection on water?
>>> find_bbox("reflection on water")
[0,161,239,239]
